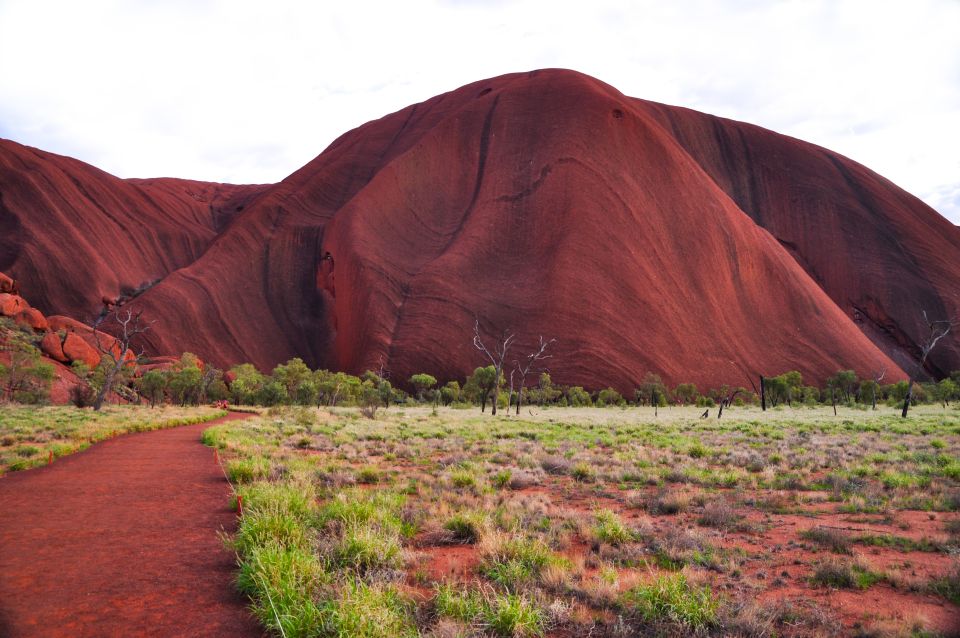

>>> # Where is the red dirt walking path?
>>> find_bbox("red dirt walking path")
[0,412,263,637]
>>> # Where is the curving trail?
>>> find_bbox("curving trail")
[0,411,263,638]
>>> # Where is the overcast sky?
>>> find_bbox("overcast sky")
[1,0,958,222]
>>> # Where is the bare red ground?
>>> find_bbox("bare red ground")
[0,412,262,638]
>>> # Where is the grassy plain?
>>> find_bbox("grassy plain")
[0,405,226,474]
[205,404,960,637]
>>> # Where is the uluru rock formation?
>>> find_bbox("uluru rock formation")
[0,140,269,322]
[2,69,958,390]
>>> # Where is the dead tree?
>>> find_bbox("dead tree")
[473,318,515,416]
[91,308,152,411]
[870,369,886,411]
[716,388,746,419]
[513,336,555,415]
[902,311,956,418]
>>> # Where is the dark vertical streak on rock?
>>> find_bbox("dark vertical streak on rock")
[385,95,502,368]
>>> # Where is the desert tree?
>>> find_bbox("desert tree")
[536,372,560,406]
[137,369,168,408]
[473,318,515,415]
[512,336,555,414]
[440,380,461,406]
[902,311,957,418]
[464,365,498,412]
[409,373,437,403]
[91,307,152,411]
[673,382,698,406]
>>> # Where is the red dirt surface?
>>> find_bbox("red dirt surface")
[0,412,262,638]
[4,69,958,386]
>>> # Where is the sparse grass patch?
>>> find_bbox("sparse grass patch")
[801,526,852,554]
[810,559,884,590]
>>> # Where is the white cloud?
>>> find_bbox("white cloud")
[0,0,957,222]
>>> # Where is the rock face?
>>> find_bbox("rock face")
[3,69,959,389]
[0,140,269,323]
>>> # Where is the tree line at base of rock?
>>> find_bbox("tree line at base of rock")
[2,319,959,413]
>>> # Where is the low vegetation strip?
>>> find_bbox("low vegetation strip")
[0,405,226,474]
[207,404,960,637]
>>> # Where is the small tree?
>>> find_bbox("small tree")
[258,380,288,406]
[596,387,625,407]
[137,369,168,408]
[440,380,461,406]
[935,378,958,408]
[473,319,515,416]
[465,366,497,412]
[359,380,381,418]
[91,308,151,411]
[272,357,313,404]
[673,383,698,406]
[636,373,668,406]
[408,373,437,403]
[230,363,266,405]
[902,311,957,418]
[168,361,203,406]
[566,386,592,407]
[536,372,561,406]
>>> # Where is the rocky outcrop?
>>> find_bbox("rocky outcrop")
[4,69,959,388]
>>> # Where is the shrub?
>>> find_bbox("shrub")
[596,387,625,407]
[227,457,270,484]
[697,499,739,530]
[434,585,544,637]
[566,386,592,407]
[331,525,404,573]
[356,467,380,484]
[593,509,634,546]
[236,543,330,636]
[486,593,545,637]
[324,580,418,638]
[481,534,554,590]
[809,559,882,589]
[492,469,512,489]
[650,490,688,515]
[69,381,96,408]
[571,462,594,482]
[621,573,718,630]
[928,561,960,605]
[444,513,485,544]
[801,526,852,554]
[450,469,477,489]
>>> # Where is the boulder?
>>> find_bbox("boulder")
[0,272,17,294]
[40,332,69,363]
[13,307,48,332]
[0,293,28,317]
[62,333,101,368]
[46,315,93,335]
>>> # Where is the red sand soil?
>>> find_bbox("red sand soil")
[0,412,262,638]
[3,69,958,385]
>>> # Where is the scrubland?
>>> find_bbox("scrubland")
[204,404,960,637]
